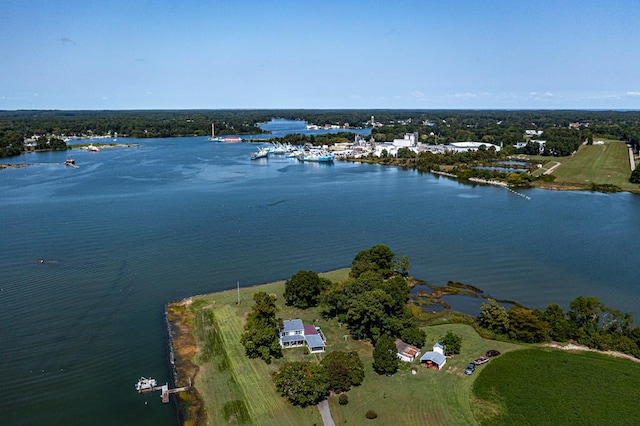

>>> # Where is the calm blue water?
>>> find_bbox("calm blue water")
[1,135,639,424]
[221,118,371,140]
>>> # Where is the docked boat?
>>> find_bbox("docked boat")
[251,147,269,160]
[86,144,101,152]
[209,123,243,143]
[135,377,157,392]
[298,149,334,162]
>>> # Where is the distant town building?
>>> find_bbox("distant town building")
[392,132,419,148]
[445,142,501,153]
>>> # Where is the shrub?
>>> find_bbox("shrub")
[365,409,378,419]
[338,394,349,405]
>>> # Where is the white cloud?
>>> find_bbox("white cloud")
[626,91,640,96]
[410,91,425,99]
[454,92,477,98]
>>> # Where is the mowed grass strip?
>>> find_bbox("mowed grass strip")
[553,141,634,189]
[191,279,325,425]
[472,348,640,425]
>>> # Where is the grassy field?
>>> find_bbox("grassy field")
[178,271,640,425]
[183,269,523,425]
[328,323,520,425]
[472,348,640,425]
[551,141,636,190]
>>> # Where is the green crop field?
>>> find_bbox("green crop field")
[472,348,640,425]
[552,141,636,190]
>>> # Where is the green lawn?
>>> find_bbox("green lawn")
[183,273,640,425]
[552,141,636,190]
[472,348,640,425]
[329,323,521,425]
[187,273,521,425]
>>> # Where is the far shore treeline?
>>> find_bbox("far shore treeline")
[2,109,640,158]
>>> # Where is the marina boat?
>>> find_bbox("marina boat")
[251,147,269,160]
[135,377,157,392]
[86,144,101,152]
[209,123,243,143]
[297,149,334,162]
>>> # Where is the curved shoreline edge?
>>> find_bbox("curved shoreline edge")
[166,298,207,425]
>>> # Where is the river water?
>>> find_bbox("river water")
[1,134,639,424]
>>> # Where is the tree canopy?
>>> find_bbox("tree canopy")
[320,351,364,393]
[272,362,329,407]
[372,335,399,375]
[283,270,329,309]
[239,292,282,363]
[439,331,462,355]
[350,244,396,278]
[477,296,640,357]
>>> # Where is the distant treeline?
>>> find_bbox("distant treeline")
[2,109,640,158]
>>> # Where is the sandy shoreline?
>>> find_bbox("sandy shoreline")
[546,342,640,363]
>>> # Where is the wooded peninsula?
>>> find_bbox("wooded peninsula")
[167,245,640,425]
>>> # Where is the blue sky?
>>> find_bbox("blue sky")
[1,0,639,110]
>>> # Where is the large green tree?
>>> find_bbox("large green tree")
[542,303,573,342]
[350,244,396,278]
[372,335,399,375]
[568,296,603,336]
[508,307,549,343]
[283,270,329,309]
[346,289,396,341]
[439,331,462,355]
[273,362,329,407]
[478,299,510,334]
[240,292,282,363]
[320,351,364,393]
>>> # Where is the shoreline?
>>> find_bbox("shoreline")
[166,298,207,425]
[165,270,349,425]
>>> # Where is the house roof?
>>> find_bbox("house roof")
[420,351,446,365]
[280,335,306,344]
[306,334,325,349]
[282,319,304,332]
[395,339,420,358]
[304,324,318,335]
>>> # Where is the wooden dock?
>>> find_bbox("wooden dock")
[138,382,190,404]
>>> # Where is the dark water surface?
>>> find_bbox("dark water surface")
[1,137,639,424]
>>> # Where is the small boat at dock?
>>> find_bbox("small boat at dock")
[135,377,157,392]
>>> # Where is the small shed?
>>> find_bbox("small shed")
[420,342,447,370]
[395,339,421,362]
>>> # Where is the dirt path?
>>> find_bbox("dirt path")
[546,342,640,363]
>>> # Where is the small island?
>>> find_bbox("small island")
[166,245,640,425]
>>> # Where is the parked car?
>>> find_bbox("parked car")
[486,350,501,357]
[474,356,489,365]
[464,362,476,375]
